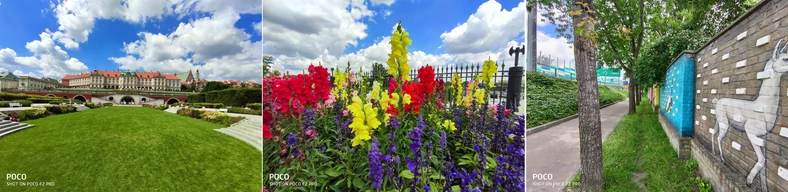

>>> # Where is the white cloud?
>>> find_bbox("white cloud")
[440,0,525,54]
[262,0,374,59]
[50,0,261,49]
[110,10,260,82]
[13,70,39,78]
[267,0,526,76]
[535,30,573,67]
[253,22,262,34]
[0,30,88,78]
[383,9,392,17]
[370,0,396,6]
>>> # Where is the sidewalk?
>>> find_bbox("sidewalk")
[526,99,630,191]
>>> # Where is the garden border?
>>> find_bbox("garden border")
[525,99,626,136]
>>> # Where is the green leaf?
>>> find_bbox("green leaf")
[399,170,415,179]
[352,177,365,189]
[487,156,497,169]
[429,173,444,180]
[452,185,461,192]
[324,168,342,177]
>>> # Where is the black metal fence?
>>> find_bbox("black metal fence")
[328,61,524,111]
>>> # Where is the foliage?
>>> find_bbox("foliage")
[186,103,225,109]
[227,107,262,115]
[176,108,244,126]
[202,81,232,92]
[526,72,627,128]
[142,104,169,110]
[0,92,63,103]
[85,102,100,109]
[16,108,48,121]
[264,55,274,78]
[634,28,709,87]
[102,103,113,107]
[45,105,77,115]
[188,88,262,107]
[370,62,390,87]
[246,103,262,110]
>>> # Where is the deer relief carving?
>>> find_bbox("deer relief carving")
[711,38,788,191]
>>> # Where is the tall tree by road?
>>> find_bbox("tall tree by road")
[536,0,604,190]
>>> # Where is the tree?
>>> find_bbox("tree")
[202,81,231,92]
[263,55,274,78]
[536,0,604,190]
[370,62,390,84]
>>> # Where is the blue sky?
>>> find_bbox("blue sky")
[263,0,526,74]
[0,0,262,82]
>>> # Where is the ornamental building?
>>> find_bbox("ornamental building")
[61,70,203,91]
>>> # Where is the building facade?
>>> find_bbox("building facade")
[0,72,19,90]
[18,76,64,91]
[62,70,182,91]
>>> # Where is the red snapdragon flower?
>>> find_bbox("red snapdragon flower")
[304,129,317,138]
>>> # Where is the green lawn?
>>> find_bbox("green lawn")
[568,99,709,191]
[0,107,261,191]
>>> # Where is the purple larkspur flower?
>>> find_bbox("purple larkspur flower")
[406,114,428,191]
[424,184,431,192]
[368,138,384,189]
[286,133,298,146]
[440,130,447,149]
[303,108,316,130]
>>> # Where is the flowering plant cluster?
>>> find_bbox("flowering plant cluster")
[263,22,524,192]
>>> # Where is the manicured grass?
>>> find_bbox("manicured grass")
[0,107,261,191]
[567,99,703,191]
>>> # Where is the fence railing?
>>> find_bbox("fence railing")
[328,61,524,111]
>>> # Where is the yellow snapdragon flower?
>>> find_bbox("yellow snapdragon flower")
[347,96,382,146]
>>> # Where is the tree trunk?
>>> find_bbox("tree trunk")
[572,1,605,191]
[635,82,641,105]
[626,70,636,114]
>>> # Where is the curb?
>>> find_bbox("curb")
[525,99,627,136]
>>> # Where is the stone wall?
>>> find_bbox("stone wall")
[691,0,788,191]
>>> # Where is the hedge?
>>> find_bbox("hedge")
[246,103,262,110]
[227,107,262,115]
[526,72,628,128]
[186,103,225,109]
[187,88,261,107]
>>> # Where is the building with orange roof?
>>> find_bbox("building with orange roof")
[61,70,184,91]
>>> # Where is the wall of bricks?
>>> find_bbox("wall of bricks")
[660,53,696,137]
[691,0,788,191]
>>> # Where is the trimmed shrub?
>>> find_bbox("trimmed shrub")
[246,103,262,110]
[11,100,32,107]
[227,107,262,115]
[17,108,47,121]
[49,100,64,104]
[85,103,99,109]
[187,88,261,107]
[102,103,113,107]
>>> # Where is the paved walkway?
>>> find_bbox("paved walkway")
[165,107,262,151]
[526,99,630,191]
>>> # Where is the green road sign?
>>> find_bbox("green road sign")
[597,68,621,77]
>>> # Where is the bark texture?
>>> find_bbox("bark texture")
[572,0,604,191]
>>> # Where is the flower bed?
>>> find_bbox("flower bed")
[5,105,78,121]
[176,108,244,126]
[263,22,524,192]
[142,104,169,110]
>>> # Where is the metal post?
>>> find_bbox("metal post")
[508,45,525,111]
[526,2,537,72]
